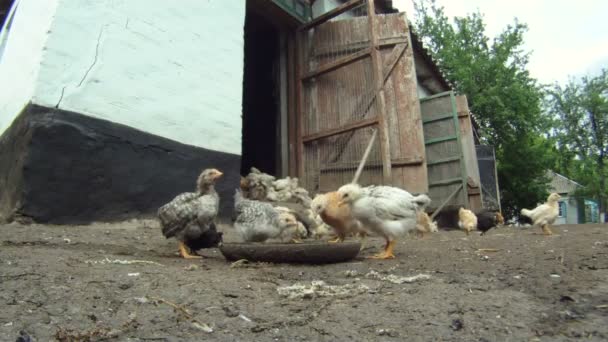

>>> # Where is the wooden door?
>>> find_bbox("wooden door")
[295,0,427,194]
[420,91,469,209]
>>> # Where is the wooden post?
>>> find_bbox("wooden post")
[366,0,392,184]
[352,129,377,184]
[295,30,304,180]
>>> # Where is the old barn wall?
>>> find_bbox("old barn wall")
[29,0,246,155]
[0,0,246,223]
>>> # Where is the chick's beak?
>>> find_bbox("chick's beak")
[213,170,223,180]
[338,200,346,207]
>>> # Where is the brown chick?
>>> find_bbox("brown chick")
[458,207,477,235]
[311,191,363,243]
[415,210,438,238]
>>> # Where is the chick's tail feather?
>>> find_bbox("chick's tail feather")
[520,208,532,218]
[413,194,431,210]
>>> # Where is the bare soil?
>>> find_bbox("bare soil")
[1,221,607,341]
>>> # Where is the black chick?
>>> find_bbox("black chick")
[433,205,461,230]
[475,210,504,235]
[16,331,32,342]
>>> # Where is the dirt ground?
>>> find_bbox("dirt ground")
[1,221,607,342]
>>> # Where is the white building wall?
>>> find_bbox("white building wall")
[1,0,246,155]
[0,0,59,135]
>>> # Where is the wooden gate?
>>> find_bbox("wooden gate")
[295,0,427,194]
[420,91,469,209]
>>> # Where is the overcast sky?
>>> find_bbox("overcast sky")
[393,0,608,85]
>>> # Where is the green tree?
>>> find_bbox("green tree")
[547,69,608,222]
[413,0,553,219]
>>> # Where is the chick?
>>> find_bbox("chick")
[337,184,431,259]
[415,210,438,238]
[520,193,561,235]
[311,192,363,243]
[158,168,223,259]
[476,210,504,236]
[280,221,308,243]
[458,207,477,235]
[233,190,299,242]
[311,223,333,240]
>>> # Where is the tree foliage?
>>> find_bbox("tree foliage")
[547,69,608,220]
[412,0,553,218]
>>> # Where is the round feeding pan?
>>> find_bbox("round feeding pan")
[219,240,361,264]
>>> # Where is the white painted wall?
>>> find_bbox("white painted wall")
[0,0,59,135]
[3,0,246,155]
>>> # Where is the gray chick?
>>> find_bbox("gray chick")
[233,190,298,242]
[158,168,224,259]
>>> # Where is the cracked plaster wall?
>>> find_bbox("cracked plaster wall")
[0,0,59,135]
[2,0,246,155]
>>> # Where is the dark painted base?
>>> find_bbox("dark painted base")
[0,104,241,224]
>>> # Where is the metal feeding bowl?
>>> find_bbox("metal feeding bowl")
[219,240,361,264]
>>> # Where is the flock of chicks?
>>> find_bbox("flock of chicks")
[158,168,562,260]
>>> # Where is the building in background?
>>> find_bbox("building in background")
[547,170,599,224]
[0,0,496,223]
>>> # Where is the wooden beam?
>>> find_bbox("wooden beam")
[430,184,463,220]
[422,113,454,124]
[391,156,425,166]
[426,156,461,167]
[299,0,364,31]
[287,32,297,177]
[313,36,407,57]
[425,136,458,145]
[381,43,407,84]
[302,117,378,142]
[429,177,462,187]
[295,31,305,179]
[301,47,371,80]
[367,0,392,183]
[319,156,423,172]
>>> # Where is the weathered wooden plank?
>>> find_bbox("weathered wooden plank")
[425,136,458,145]
[367,0,391,183]
[422,113,454,124]
[426,156,461,166]
[302,117,378,143]
[382,13,428,193]
[287,32,297,177]
[301,47,371,80]
[429,177,463,187]
[295,31,305,180]
[313,36,407,57]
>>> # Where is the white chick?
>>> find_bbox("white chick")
[337,184,431,259]
[520,193,561,235]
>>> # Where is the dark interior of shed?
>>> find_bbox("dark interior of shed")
[0,0,16,30]
[241,8,280,176]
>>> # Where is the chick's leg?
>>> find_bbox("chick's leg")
[328,232,345,244]
[179,242,202,259]
[358,231,368,251]
[368,239,396,259]
[541,224,553,235]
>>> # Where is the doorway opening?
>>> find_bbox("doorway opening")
[241,7,281,176]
